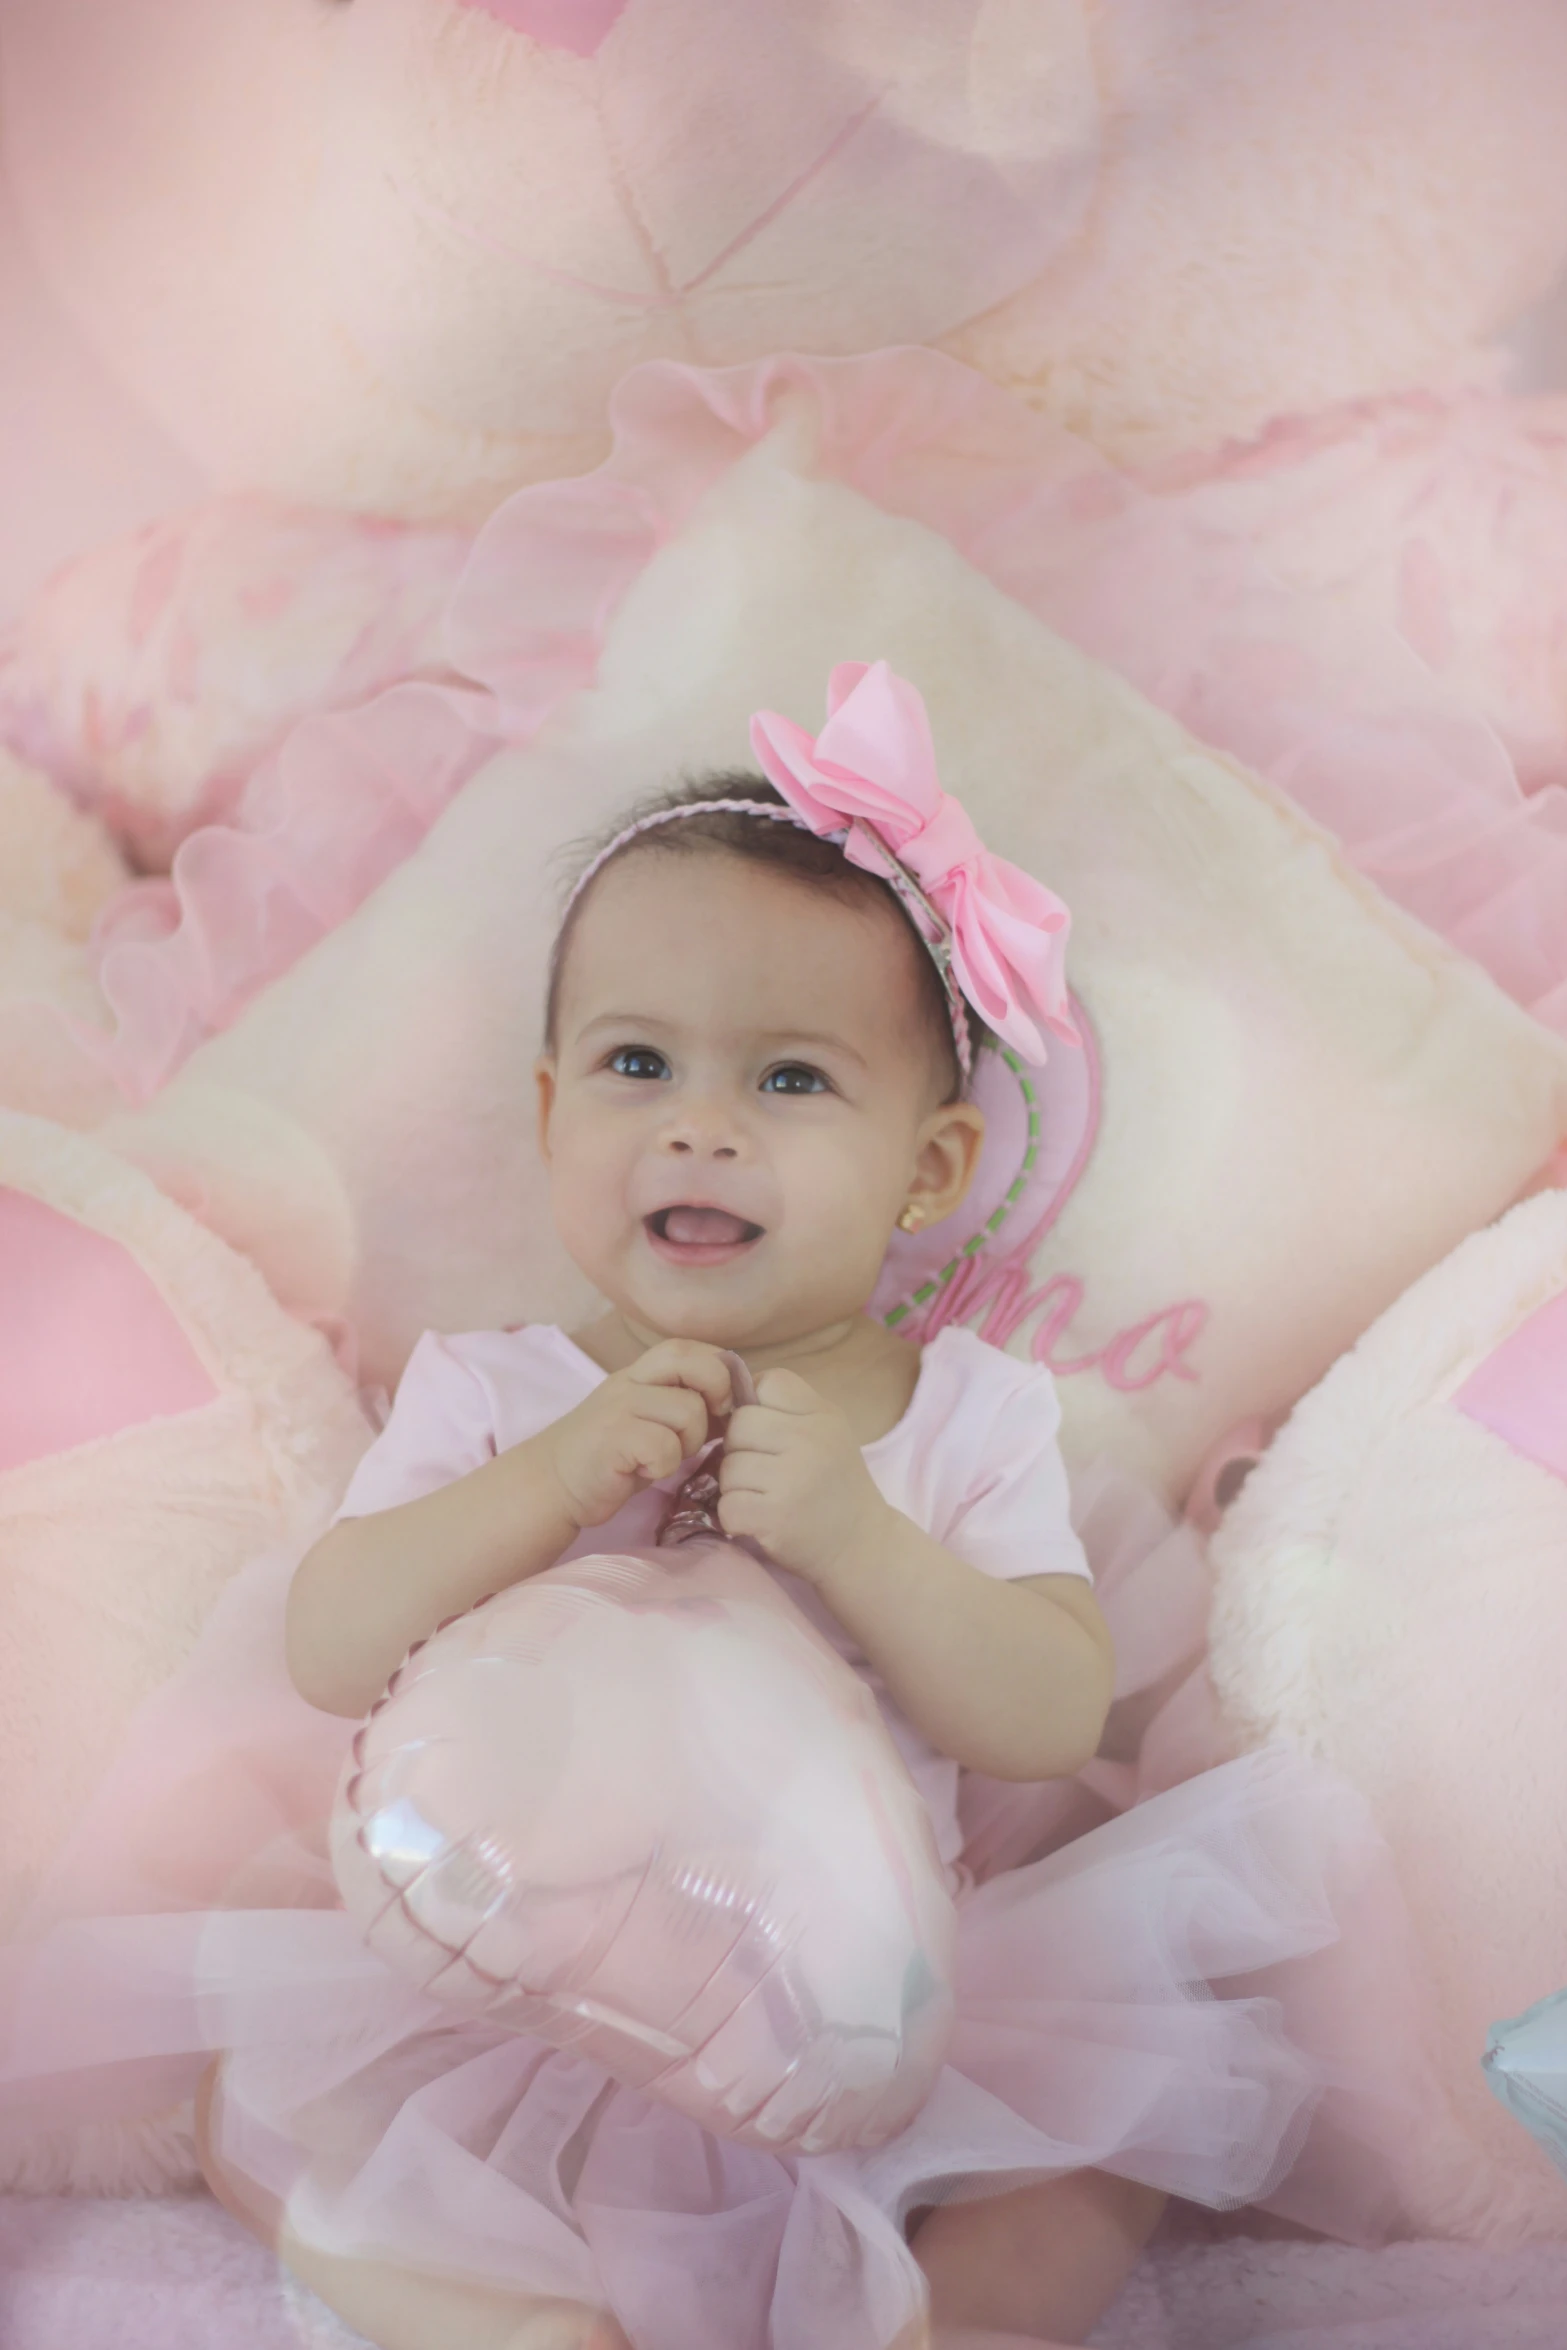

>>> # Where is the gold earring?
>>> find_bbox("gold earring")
[897,1203,925,1234]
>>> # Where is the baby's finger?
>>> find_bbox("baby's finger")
[724,1403,793,1456]
[623,1422,686,1486]
[629,1338,735,1418]
[716,1450,771,1495]
[716,1490,767,1544]
[619,1383,711,1460]
[753,1367,822,1414]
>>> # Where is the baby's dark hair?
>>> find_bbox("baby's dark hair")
[544,773,984,1101]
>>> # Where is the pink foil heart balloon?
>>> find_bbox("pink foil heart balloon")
[330,1372,956,2156]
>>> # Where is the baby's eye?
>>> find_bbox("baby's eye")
[608,1046,671,1081]
[761,1063,830,1096]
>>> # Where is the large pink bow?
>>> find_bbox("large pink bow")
[750,662,1078,1065]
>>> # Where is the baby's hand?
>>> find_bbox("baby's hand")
[717,1369,891,1586]
[546,1339,734,1529]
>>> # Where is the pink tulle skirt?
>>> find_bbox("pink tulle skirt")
[0,1494,1437,2347]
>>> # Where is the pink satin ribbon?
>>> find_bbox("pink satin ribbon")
[750,662,1077,1065]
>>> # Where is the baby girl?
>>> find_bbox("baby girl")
[191,665,1345,2350]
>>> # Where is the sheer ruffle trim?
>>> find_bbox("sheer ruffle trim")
[75,356,1567,1103]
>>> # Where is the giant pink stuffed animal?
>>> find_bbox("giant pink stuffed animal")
[5,0,1566,518]
[4,0,1567,947]
[6,0,1567,2265]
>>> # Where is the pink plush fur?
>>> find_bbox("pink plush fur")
[3,0,1564,519]
[0,158,203,631]
[7,2194,1567,2349]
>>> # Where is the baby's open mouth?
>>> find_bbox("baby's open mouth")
[646,1206,765,1251]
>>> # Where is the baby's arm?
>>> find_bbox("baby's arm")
[288,1338,733,1717]
[718,1369,1113,1782]
[806,1528,1110,1782]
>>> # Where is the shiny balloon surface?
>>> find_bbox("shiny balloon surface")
[331,1526,956,2155]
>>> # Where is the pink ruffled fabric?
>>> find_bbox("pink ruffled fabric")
[64,353,1054,1101]
[70,352,1567,1104]
[1130,389,1567,1038]
[0,498,471,868]
[85,681,498,1097]
[1140,391,1567,802]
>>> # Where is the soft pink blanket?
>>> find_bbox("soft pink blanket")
[5,2195,1567,2349]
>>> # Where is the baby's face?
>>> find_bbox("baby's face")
[538,852,980,1353]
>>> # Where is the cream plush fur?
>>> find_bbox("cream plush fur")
[0,1109,372,2192]
[96,434,1567,1506]
[0,750,123,933]
[0,753,123,1126]
[1209,1188,1567,2240]
[3,0,1565,524]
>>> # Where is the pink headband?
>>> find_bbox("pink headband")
[564,662,1079,1077]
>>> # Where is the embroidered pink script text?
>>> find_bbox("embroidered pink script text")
[913,1246,1207,1394]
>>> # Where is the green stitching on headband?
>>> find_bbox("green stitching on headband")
[881,1043,1040,1328]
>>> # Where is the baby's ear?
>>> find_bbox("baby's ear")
[913,1098,987,1224]
[534,1058,557,1159]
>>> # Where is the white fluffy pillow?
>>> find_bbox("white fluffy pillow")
[102,436,1567,1503]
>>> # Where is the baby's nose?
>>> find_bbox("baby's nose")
[666,1129,740,1161]
[661,1100,746,1160]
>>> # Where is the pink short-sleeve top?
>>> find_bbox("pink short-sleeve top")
[334,1323,1090,1872]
